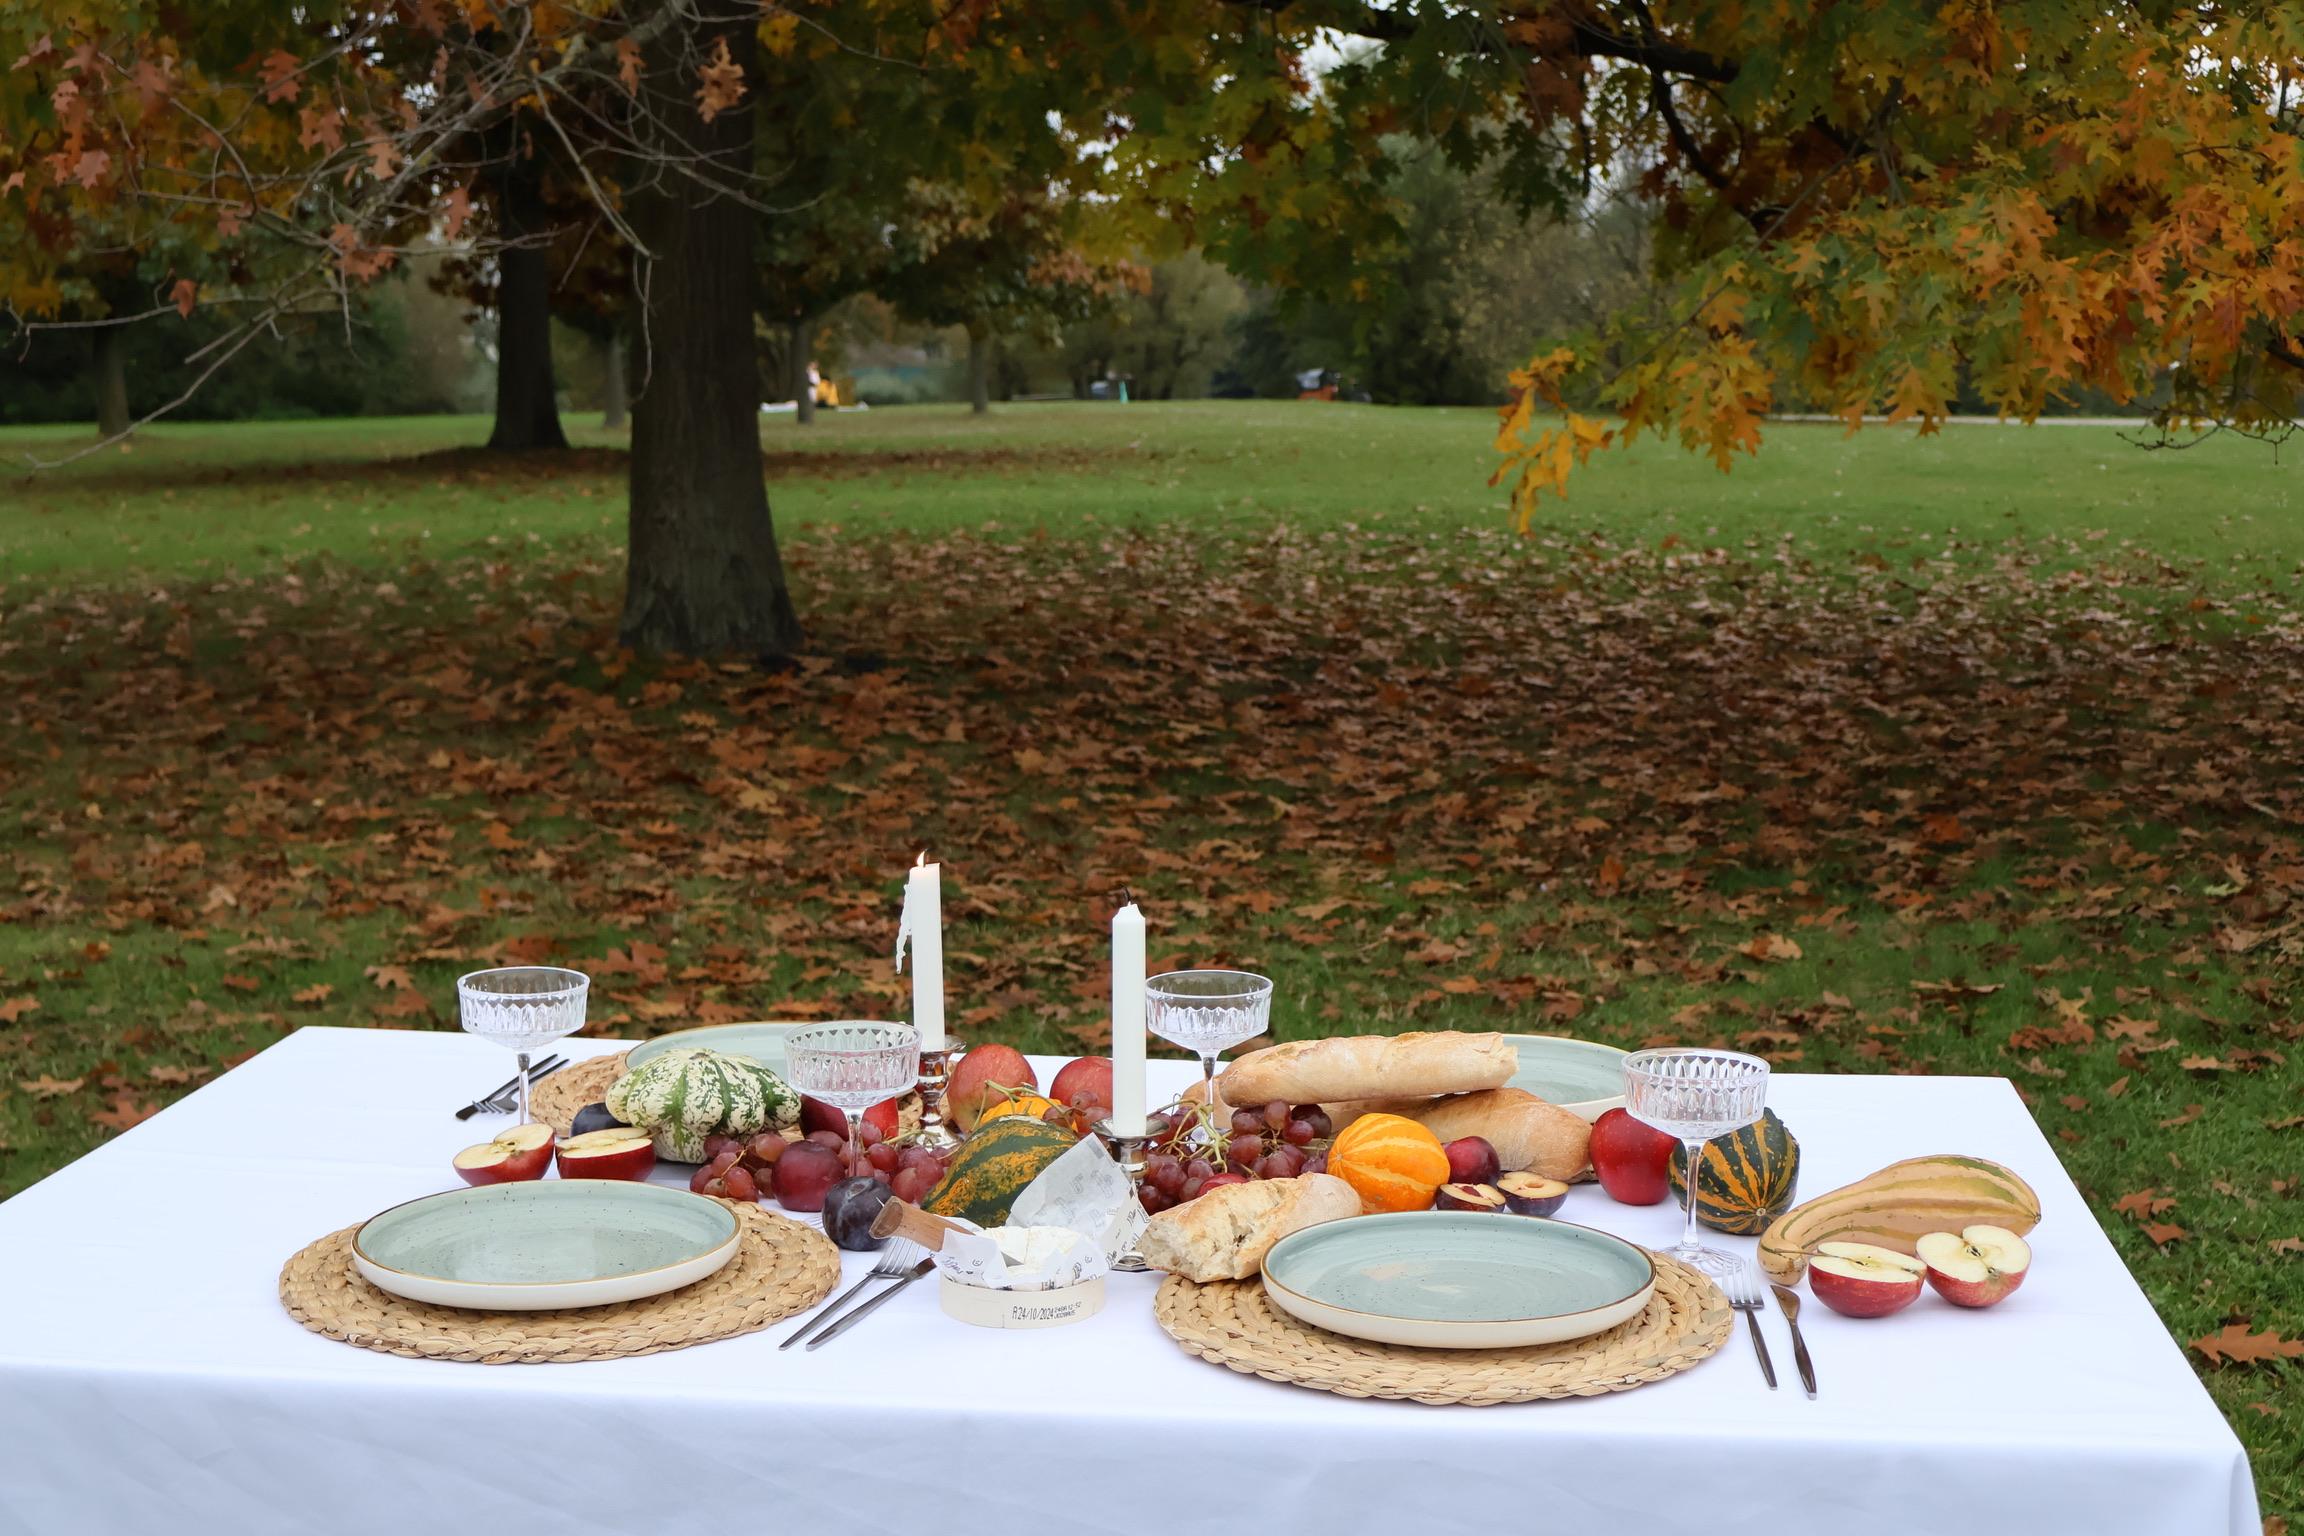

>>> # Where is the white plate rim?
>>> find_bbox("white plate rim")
[1260,1212,1656,1349]
[1504,1032,1630,1122]
[351,1182,741,1312]
[625,1020,811,1069]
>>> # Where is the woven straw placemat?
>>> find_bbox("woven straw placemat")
[280,1200,839,1364]
[531,1051,631,1137]
[530,1050,925,1142]
[1153,1252,1729,1405]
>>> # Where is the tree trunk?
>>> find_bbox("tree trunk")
[600,329,628,431]
[486,168,568,452]
[92,327,130,438]
[789,317,816,426]
[966,322,990,415]
[620,17,802,659]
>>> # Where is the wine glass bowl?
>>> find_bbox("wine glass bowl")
[1146,970,1273,1121]
[457,967,590,1124]
[1622,1047,1770,1279]
[783,1022,920,1163]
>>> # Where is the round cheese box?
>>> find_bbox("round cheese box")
[938,1272,1107,1330]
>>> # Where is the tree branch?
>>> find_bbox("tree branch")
[1211,0,1739,84]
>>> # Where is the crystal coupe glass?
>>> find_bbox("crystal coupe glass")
[457,967,590,1124]
[1622,1047,1771,1278]
[1145,970,1274,1122]
[784,1022,921,1166]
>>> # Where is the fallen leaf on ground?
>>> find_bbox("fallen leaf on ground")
[2191,1325,2304,1367]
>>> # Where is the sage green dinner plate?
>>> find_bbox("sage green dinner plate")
[1261,1211,1655,1349]
[626,1021,806,1074]
[352,1181,741,1311]
[1503,1033,1630,1121]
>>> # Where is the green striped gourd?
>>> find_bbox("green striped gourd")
[1668,1109,1800,1235]
[605,1048,799,1162]
[921,1117,1077,1227]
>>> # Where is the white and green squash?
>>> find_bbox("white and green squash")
[605,1048,800,1162]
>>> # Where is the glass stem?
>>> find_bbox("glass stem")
[1678,1138,1704,1254]
[1200,1054,1219,1118]
[515,1052,532,1125]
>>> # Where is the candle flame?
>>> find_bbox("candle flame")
[915,850,927,868]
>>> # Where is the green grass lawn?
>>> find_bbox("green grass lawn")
[6,402,2302,582]
[2,401,2300,1520]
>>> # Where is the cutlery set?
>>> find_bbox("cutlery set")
[1727,1262,1818,1397]
[452,1056,569,1120]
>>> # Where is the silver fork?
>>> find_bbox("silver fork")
[1724,1263,1778,1390]
[453,1055,569,1120]
[779,1239,926,1351]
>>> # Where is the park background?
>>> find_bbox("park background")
[4,3,2302,1524]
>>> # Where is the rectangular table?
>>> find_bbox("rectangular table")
[0,1027,2261,1536]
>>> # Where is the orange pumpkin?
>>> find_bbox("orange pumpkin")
[976,1092,1060,1126]
[1328,1113,1451,1213]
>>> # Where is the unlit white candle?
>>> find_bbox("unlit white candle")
[903,858,946,1051]
[1110,900,1146,1137]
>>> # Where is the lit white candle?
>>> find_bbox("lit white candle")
[897,854,946,1051]
[1110,897,1146,1137]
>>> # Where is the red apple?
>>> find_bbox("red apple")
[863,1097,900,1140]
[1443,1136,1502,1187]
[1808,1241,1927,1318]
[1050,1056,1114,1110]
[453,1123,554,1186]
[1915,1225,2032,1308]
[554,1127,657,1181]
[1589,1108,1676,1205]
[948,1043,1035,1133]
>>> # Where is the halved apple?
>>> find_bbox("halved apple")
[1916,1224,2031,1308]
[555,1127,657,1182]
[452,1123,554,1186]
[1808,1240,1927,1318]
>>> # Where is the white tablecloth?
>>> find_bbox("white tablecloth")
[0,1027,2260,1536]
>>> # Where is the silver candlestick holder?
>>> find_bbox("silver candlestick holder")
[1094,1119,1152,1273]
[911,1044,963,1151]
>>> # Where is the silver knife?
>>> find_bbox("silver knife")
[1771,1283,1818,1398]
[805,1260,934,1350]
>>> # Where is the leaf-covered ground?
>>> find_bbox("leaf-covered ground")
[1,407,2299,1520]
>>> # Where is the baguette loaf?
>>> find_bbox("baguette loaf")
[1217,1031,1515,1107]
[1136,1173,1362,1282]
[1326,1088,1591,1181]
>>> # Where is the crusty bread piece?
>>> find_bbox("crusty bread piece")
[1137,1173,1363,1282]
[1216,1031,1515,1107]
[1326,1088,1591,1181]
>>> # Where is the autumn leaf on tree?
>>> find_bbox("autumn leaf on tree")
[695,36,745,122]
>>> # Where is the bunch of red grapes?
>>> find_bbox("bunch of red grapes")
[690,1118,953,1211]
[1137,1099,1333,1214]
